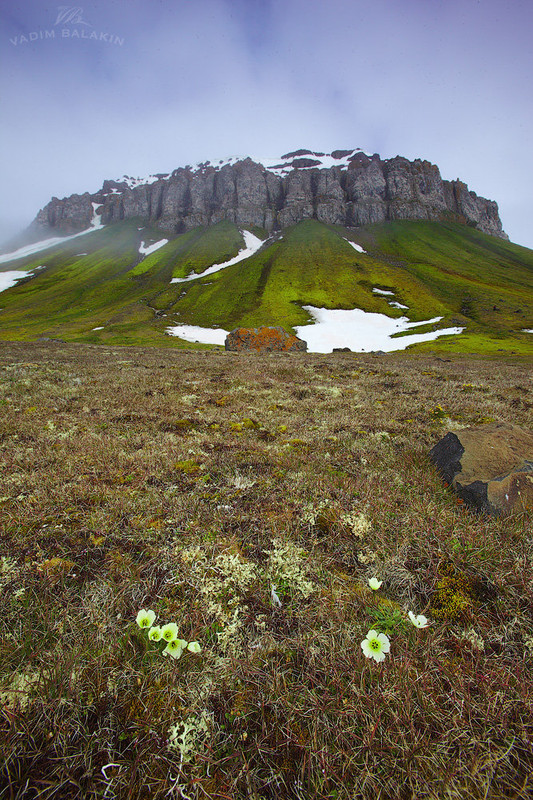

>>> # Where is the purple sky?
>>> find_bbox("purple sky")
[1,0,532,248]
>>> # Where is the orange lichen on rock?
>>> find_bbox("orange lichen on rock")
[224,326,307,353]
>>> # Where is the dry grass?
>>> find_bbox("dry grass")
[0,341,532,799]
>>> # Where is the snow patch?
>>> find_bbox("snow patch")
[166,324,228,345]
[90,203,104,230]
[372,287,409,311]
[343,237,366,254]
[92,326,105,331]
[248,149,374,176]
[0,271,27,294]
[0,204,104,264]
[107,151,374,190]
[165,308,463,353]
[171,229,265,283]
[523,329,533,333]
[295,306,464,353]
[139,238,168,257]
[0,264,47,294]
[115,174,164,189]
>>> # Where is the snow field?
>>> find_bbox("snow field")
[171,230,265,284]
[0,205,104,265]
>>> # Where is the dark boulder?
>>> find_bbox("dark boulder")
[430,423,533,515]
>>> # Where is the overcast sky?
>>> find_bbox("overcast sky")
[1,0,532,248]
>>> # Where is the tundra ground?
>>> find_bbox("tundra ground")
[1,342,532,799]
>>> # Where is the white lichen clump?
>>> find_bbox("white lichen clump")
[0,555,18,587]
[342,511,372,538]
[0,667,44,710]
[180,537,315,656]
[168,711,213,763]
[181,546,259,655]
[266,538,315,598]
[461,628,485,651]
[301,500,329,526]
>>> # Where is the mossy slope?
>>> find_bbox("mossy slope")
[0,220,247,347]
[0,217,531,353]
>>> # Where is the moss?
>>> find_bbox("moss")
[174,460,202,474]
[429,559,479,621]
[161,419,200,433]
[39,557,75,583]
[241,418,260,429]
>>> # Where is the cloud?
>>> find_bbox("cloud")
[1,0,532,247]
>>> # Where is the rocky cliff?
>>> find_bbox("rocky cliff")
[30,149,509,240]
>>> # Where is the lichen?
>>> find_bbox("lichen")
[168,710,213,762]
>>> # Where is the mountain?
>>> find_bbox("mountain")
[0,150,532,354]
[26,149,508,242]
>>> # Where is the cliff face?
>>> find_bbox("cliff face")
[31,150,508,240]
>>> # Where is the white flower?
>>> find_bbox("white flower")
[187,641,201,654]
[270,583,282,608]
[161,623,179,642]
[361,629,390,663]
[368,577,382,591]
[408,611,429,629]
[163,639,184,659]
[136,609,156,629]
[148,625,163,641]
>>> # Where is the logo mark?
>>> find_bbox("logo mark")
[54,7,92,27]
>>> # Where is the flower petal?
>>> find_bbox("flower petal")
[361,640,373,658]
[148,625,163,641]
[161,623,179,642]
[408,611,429,628]
[136,609,156,628]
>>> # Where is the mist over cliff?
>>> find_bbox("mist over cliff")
[30,149,508,242]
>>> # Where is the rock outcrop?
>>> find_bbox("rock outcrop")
[429,423,533,515]
[225,326,307,353]
[30,149,508,240]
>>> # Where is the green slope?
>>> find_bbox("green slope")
[164,219,433,329]
[160,219,533,353]
[0,220,248,347]
[0,216,532,354]
[354,220,533,353]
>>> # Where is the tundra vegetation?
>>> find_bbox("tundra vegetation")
[0,341,532,799]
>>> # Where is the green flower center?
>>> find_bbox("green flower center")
[370,640,380,651]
